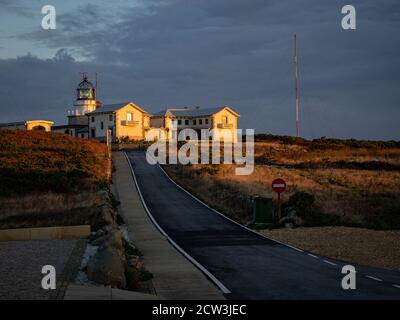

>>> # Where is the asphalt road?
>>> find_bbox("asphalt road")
[126,150,400,300]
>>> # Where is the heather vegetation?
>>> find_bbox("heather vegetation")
[0,130,111,229]
[0,130,110,196]
[165,136,400,230]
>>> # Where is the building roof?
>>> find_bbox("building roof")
[77,76,95,90]
[52,124,87,130]
[87,102,150,115]
[0,120,54,127]
[153,106,240,118]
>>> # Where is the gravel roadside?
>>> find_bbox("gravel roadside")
[261,227,400,271]
[0,239,84,300]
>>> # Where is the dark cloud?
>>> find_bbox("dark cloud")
[1,0,400,139]
[0,0,42,18]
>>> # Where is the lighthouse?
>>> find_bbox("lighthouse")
[67,73,102,126]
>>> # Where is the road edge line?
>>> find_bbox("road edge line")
[157,163,304,253]
[124,152,231,295]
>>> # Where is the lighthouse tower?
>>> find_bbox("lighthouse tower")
[67,73,101,125]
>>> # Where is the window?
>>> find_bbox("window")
[222,116,228,125]
[205,119,209,125]
[193,119,197,125]
[185,120,189,125]
[101,122,104,130]
[199,119,203,125]
[127,112,133,121]
[91,117,95,123]
[91,128,96,138]
[109,114,113,121]
[178,119,182,125]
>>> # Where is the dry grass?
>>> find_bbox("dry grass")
[0,130,112,229]
[165,140,400,229]
[0,130,111,195]
[0,192,104,220]
[0,191,107,230]
[254,141,400,169]
[261,227,400,271]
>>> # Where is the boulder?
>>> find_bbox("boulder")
[91,234,109,246]
[89,229,106,243]
[87,246,126,288]
[102,229,124,252]
[93,204,115,230]
[90,228,124,249]
[279,215,304,228]
[87,227,127,288]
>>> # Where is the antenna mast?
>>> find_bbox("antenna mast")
[294,34,300,137]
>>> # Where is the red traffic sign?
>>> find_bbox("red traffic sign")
[272,178,287,194]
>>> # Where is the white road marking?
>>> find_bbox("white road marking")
[273,184,285,188]
[124,152,231,294]
[308,253,319,259]
[155,160,308,253]
[365,275,383,282]
[323,260,337,266]
[393,284,400,289]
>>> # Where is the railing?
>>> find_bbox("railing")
[121,120,140,126]
[67,110,86,116]
[217,123,233,129]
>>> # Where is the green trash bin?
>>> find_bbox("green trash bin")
[253,196,274,224]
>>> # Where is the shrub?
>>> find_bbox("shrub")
[0,130,109,195]
[123,238,142,257]
[285,191,341,227]
[286,191,315,214]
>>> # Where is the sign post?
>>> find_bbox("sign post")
[272,178,287,223]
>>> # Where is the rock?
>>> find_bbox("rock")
[90,228,124,250]
[127,255,143,270]
[87,228,127,288]
[87,246,126,288]
[101,229,124,252]
[89,229,105,242]
[99,190,110,203]
[93,205,115,230]
[284,206,297,218]
[279,215,304,228]
[91,234,109,246]
[102,225,113,234]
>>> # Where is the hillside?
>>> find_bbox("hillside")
[165,135,400,230]
[0,130,111,229]
[0,130,110,195]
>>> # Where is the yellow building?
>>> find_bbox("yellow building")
[87,102,151,141]
[0,120,53,132]
[150,106,240,142]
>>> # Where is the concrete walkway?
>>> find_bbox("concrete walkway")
[113,151,224,300]
[64,284,161,300]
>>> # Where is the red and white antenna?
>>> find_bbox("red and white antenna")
[294,34,300,137]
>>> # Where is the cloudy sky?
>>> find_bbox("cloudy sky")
[0,0,399,140]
